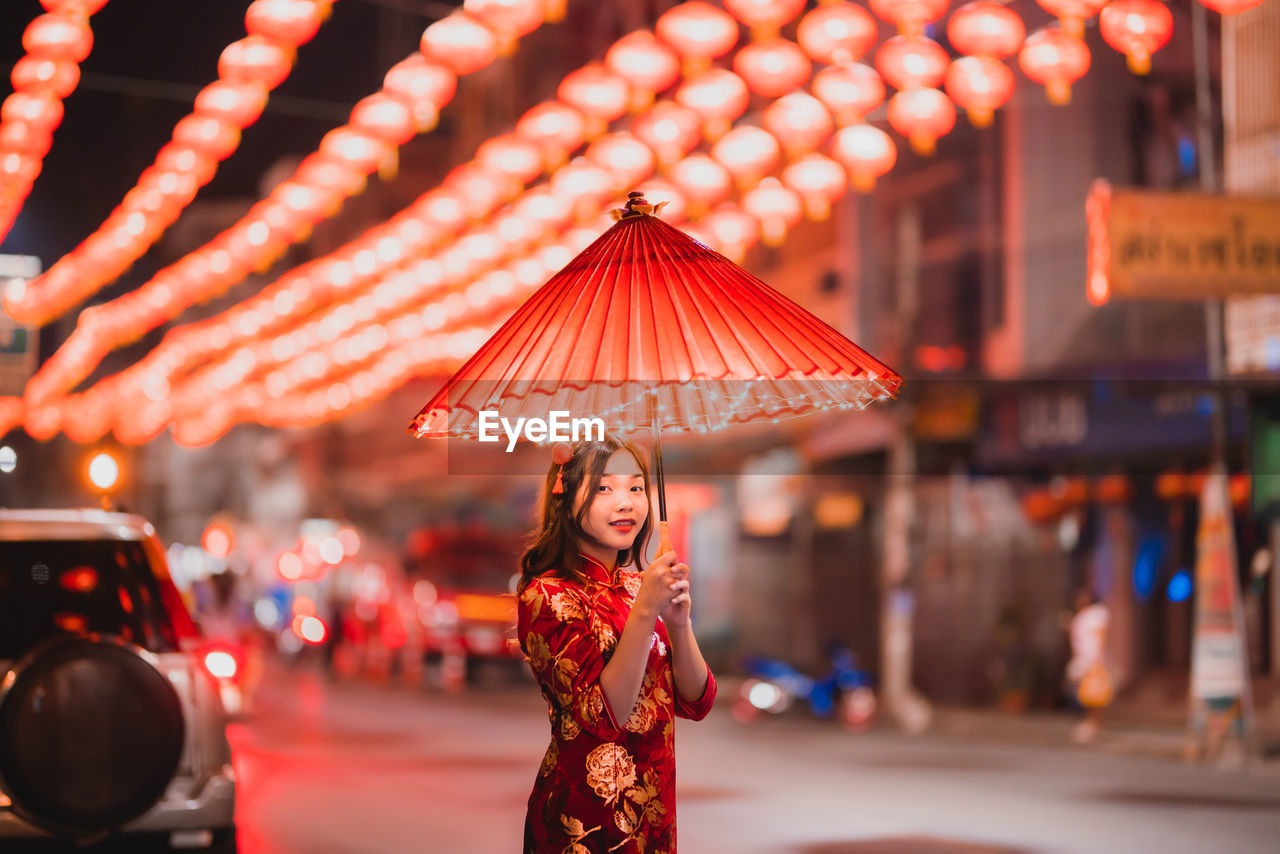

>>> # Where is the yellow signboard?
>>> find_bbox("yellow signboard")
[1086,181,1280,302]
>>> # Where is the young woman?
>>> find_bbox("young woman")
[516,435,717,854]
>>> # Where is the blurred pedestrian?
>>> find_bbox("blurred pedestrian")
[516,436,717,854]
[1066,586,1112,744]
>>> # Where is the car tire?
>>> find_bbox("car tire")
[0,634,186,839]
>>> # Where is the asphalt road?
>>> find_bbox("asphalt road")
[226,663,1280,854]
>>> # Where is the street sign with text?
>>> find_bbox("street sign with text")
[1086,182,1280,303]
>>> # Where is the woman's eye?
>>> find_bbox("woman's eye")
[631,486,644,492]
[597,485,610,492]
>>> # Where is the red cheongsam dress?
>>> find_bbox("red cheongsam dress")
[518,553,717,854]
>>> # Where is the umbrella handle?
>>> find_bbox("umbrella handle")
[658,519,672,558]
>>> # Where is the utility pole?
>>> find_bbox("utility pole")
[879,203,931,733]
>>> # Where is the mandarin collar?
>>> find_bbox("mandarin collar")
[578,552,621,586]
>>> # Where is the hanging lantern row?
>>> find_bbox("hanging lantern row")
[87,104,783,442]
[115,199,609,445]
[7,0,1266,442]
[0,1,108,245]
[43,32,674,441]
[151,118,906,443]
[4,0,333,330]
[17,2,556,408]
[24,9,898,441]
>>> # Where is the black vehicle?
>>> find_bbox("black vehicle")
[0,509,237,852]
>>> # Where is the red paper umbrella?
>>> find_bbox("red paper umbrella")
[408,192,901,551]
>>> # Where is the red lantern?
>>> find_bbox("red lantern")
[723,0,807,40]
[420,13,498,76]
[733,38,813,98]
[22,14,93,64]
[700,205,761,263]
[762,92,835,158]
[244,0,323,47]
[0,152,41,185]
[0,121,53,159]
[194,80,269,128]
[1035,0,1109,38]
[742,178,804,246]
[675,69,750,140]
[668,153,733,215]
[39,0,109,13]
[296,154,366,197]
[868,0,951,35]
[351,93,418,146]
[512,186,574,235]
[605,30,681,111]
[463,0,544,55]
[154,144,217,185]
[888,88,955,155]
[557,64,630,136]
[944,56,1014,126]
[443,164,505,220]
[797,2,878,67]
[383,55,456,131]
[812,63,885,126]
[1,92,64,133]
[1197,0,1266,13]
[475,133,545,188]
[1100,0,1174,75]
[585,133,657,191]
[781,152,847,220]
[319,127,388,174]
[947,2,1027,59]
[711,126,782,190]
[1018,26,1091,105]
[549,157,615,219]
[830,124,897,191]
[218,36,294,90]
[655,1,740,73]
[876,35,949,92]
[411,188,469,233]
[172,114,242,161]
[515,101,587,168]
[631,101,702,165]
[10,56,80,99]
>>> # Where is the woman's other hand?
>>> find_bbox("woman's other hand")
[660,562,691,628]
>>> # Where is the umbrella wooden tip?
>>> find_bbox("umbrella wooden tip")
[613,191,668,221]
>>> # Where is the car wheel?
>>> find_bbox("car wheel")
[0,635,186,839]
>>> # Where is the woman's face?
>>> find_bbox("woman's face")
[576,449,649,558]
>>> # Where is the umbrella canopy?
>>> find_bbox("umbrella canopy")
[408,192,901,440]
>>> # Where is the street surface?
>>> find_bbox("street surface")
[226,664,1280,854]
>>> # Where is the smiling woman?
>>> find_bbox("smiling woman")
[515,435,716,854]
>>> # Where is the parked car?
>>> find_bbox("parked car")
[0,508,237,852]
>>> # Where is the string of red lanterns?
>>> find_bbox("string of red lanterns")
[0,0,109,244]
[15,2,551,412]
[5,0,1274,440]
[4,0,333,329]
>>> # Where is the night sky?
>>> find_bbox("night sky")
[1,0,458,264]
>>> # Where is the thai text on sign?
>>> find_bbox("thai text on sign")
[1086,181,1280,302]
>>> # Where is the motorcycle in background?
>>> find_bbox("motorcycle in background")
[732,647,877,732]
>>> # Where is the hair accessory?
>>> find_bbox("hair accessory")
[550,442,572,494]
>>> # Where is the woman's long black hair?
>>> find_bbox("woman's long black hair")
[517,434,653,593]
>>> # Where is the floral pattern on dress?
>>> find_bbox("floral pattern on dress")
[518,554,717,854]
